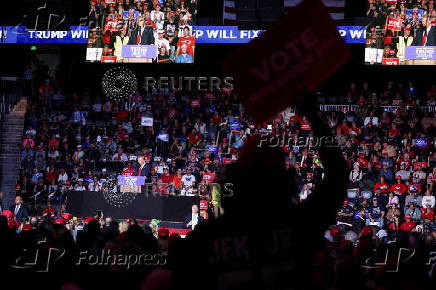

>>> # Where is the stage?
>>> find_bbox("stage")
[65,191,200,225]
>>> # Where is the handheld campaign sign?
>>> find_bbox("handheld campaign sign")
[222,0,350,123]
[123,11,140,21]
[406,9,424,21]
[387,17,402,31]
[415,138,427,148]
[141,116,153,127]
[157,132,169,142]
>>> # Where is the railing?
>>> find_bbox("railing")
[0,76,22,121]
[318,104,436,113]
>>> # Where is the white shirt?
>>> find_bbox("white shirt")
[191,213,199,229]
[112,152,128,162]
[422,196,435,208]
[155,37,170,51]
[182,174,196,187]
[14,204,21,215]
[58,172,69,184]
[364,116,378,126]
[424,26,432,46]
[150,11,164,29]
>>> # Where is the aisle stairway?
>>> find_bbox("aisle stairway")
[0,98,27,209]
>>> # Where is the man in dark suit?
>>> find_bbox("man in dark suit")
[128,16,155,45]
[134,155,151,179]
[134,155,152,194]
[412,15,436,46]
[184,204,204,229]
[10,195,29,222]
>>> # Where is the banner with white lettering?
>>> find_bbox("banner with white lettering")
[405,46,436,60]
[121,45,158,58]
[0,26,88,43]
[0,25,365,44]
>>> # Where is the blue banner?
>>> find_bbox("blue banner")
[0,25,366,44]
[207,145,218,154]
[336,26,366,44]
[123,11,140,21]
[157,132,169,142]
[194,26,263,43]
[406,9,424,21]
[229,122,242,130]
[194,26,366,44]
[0,26,88,43]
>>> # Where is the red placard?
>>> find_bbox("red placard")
[387,17,402,31]
[101,56,117,63]
[382,58,399,65]
[190,99,201,108]
[222,157,233,164]
[105,0,116,6]
[221,0,350,123]
[413,162,427,170]
[202,172,215,183]
[105,19,119,31]
[385,0,397,4]
[200,200,208,210]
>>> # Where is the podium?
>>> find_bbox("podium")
[118,175,146,193]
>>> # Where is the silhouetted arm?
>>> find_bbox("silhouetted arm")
[294,94,348,236]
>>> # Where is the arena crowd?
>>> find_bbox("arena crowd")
[1,65,436,288]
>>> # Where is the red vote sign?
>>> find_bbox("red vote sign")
[222,0,350,123]
[382,57,400,65]
[387,17,402,32]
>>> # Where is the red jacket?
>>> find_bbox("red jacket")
[390,183,407,195]
[400,221,416,231]
[374,182,390,194]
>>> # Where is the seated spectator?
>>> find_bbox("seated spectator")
[404,202,422,223]
[400,214,417,232]
[367,198,385,228]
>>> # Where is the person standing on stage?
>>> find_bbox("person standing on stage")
[184,204,204,230]
[135,155,151,179]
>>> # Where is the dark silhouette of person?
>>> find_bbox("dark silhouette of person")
[165,96,349,290]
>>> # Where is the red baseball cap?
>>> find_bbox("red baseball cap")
[62,213,73,221]
[54,218,66,226]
